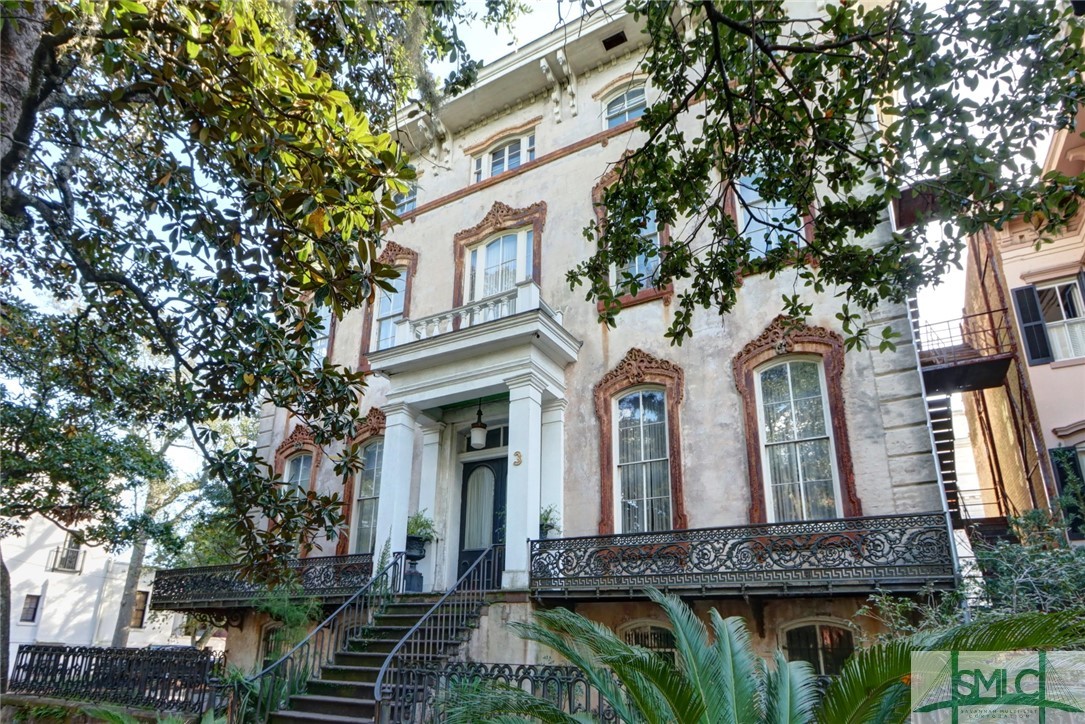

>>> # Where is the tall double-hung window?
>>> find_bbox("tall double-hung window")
[465,229,534,302]
[1013,275,1085,363]
[374,270,408,351]
[735,174,804,258]
[615,388,671,533]
[354,440,383,555]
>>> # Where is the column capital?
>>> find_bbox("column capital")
[542,398,568,413]
[505,372,547,400]
[421,421,446,443]
[383,401,419,422]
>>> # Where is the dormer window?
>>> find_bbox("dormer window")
[473,132,536,183]
[605,86,646,128]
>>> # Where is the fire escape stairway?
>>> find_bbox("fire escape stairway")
[269,593,478,723]
[926,396,962,525]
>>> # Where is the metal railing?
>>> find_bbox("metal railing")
[529,513,954,595]
[9,644,217,714]
[47,546,85,573]
[397,661,618,722]
[225,552,405,723]
[151,553,374,610]
[374,545,505,723]
[915,308,1013,365]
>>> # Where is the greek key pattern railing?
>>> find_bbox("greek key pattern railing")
[398,661,619,722]
[530,513,953,594]
[9,644,217,714]
[151,553,374,609]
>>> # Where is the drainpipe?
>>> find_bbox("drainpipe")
[907,298,970,623]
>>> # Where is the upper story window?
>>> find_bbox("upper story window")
[285,453,313,486]
[20,594,41,623]
[309,304,333,368]
[615,388,671,533]
[1013,275,1085,364]
[52,533,83,573]
[393,185,417,215]
[755,359,840,522]
[616,209,661,287]
[374,270,408,351]
[473,133,535,183]
[354,440,383,555]
[466,229,534,303]
[784,622,855,677]
[735,174,804,258]
[605,86,647,128]
[130,590,150,629]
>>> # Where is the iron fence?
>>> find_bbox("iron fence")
[151,553,374,609]
[530,513,954,594]
[9,644,216,714]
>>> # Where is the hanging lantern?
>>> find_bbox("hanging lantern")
[470,399,487,449]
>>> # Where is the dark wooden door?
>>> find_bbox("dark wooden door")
[458,458,507,580]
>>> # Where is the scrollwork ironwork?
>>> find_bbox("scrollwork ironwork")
[529,513,953,594]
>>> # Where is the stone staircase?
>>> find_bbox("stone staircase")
[269,594,481,723]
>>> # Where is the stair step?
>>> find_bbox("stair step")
[290,694,376,719]
[270,711,371,724]
[307,678,378,699]
[329,653,388,672]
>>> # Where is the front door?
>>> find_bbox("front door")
[458,458,507,580]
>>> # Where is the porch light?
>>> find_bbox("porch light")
[470,399,488,449]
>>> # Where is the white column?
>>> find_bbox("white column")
[540,399,566,534]
[416,422,445,591]
[374,402,418,556]
[503,374,545,589]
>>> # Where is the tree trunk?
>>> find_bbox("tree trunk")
[111,534,147,648]
[0,0,45,174]
[1,546,10,693]
[192,624,217,650]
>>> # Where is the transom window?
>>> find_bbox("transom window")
[606,86,647,128]
[375,269,408,351]
[735,174,804,258]
[310,304,333,368]
[756,359,839,522]
[1037,279,1085,360]
[616,388,671,533]
[474,133,536,183]
[285,453,313,486]
[622,623,676,662]
[466,229,534,303]
[785,623,855,677]
[354,440,383,555]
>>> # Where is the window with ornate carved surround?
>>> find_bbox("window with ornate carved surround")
[732,317,861,524]
[591,168,673,310]
[272,424,324,557]
[594,348,687,535]
[727,173,815,276]
[337,408,386,555]
[452,201,546,313]
[359,242,419,369]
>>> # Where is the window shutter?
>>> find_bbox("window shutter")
[1012,286,1053,365]
[1049,447,1084,540]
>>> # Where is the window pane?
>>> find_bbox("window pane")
[798,439,833,483]
[805,479,837,520]
[760,364,790,403]
[1060,283,1082,318]
[20,595,40,622]
[647,460,670,498]
[763,402,793,443]
[820,626,855,676]
[786,626,820,672]
[642,421,667,460]
[793,395,826,439]
[618,393,642,427]
[773,482,803,522]
[1038,286,1065,323]
[464,466,495,550]
[789,361,820,398]
[768,444,799,484]
[356,498,378,554]
[286,454,312,485]
[649,496,671,531]
[622,497,643,533]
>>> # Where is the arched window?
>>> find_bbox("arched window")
[465,229,534,302]
[260,623,285,669]
[374,268,409,351]
[783,622,855,677]
[284,453,313,486]
[621,622,676,662]
[615,388,671,533]
[605,86,646,128]
[473,132,536,183]
[755,358,840,522]
[354,440,383,555]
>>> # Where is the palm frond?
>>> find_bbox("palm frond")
[439,680,588,724]
[645,588,731,723]
[923,608,1085,652]
[601,646,705,724]
[816,638,922,724]
[709,609,764,724]
[764,651,818,724]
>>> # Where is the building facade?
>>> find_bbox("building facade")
[154,4,955,685]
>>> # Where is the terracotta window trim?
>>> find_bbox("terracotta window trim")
[272,424,324,557]
[336,408,386,555]
[593,348,687,535]
[452,201,547,313]
[462,116,544,158]
[726,180,817,279]
[731,316,861,524]
[359,242,420,372]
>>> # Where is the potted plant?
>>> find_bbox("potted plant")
[406,509,437,562]
[539,504,562,539]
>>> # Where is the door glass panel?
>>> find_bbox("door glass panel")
[463,466,495,549]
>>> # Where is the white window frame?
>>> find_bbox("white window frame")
[472,132,536,183]
[612,386,672,534]
[285,453,313,486]
[780,618,856,677]
[612,209,662,288]
[753,357,842,523]
[735,174,805,258]
[373,268,408,351]
[464,228,534,303]
[1036,277,1085,360]
[604,85,647,129]
[353,439,383,555]
[393,184,417,215]
[19,593,41,624]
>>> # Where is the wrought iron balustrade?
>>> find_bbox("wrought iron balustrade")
[47,546,85,573]
[396,661,619,722]
[9,644,217,714]
[530,513,954,596]
[151,553,374,610]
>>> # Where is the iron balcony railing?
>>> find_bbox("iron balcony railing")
[529,513,954,596]
[47,546,85,574]
[151,553,374,610]
[9,644,217,714]
[915,308,1013,366]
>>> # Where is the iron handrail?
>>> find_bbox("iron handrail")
[228,552,405,723]
[373,544,504,723]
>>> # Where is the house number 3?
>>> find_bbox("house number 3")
[513,451,523,466]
